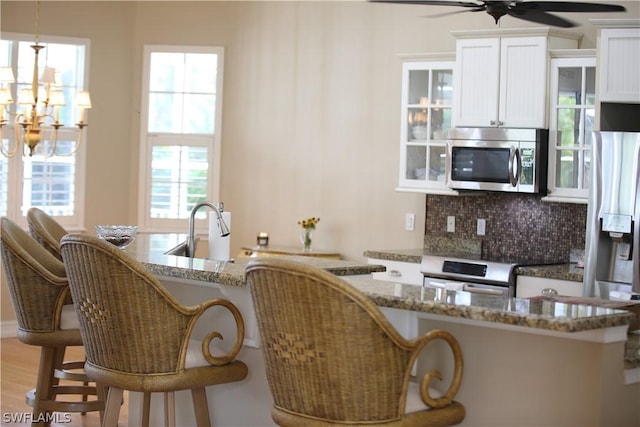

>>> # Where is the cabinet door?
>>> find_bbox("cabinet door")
[599,28,640,103]
[453,38,500,127]
[545,54,596,203]
[498,37,547,128]
[398,61,456,194]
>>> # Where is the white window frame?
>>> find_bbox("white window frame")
[138,45,224,233]
[1,32,89,229]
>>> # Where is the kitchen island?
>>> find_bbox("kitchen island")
[123,234,638,427]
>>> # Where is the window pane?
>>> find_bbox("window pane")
[148,51,218,135]
[149,52,185,92]
[1,35,86,220]
[150,145,208,219]
[149,93,183,133]
[23,155,75,216]
[184,53,217,93]
[183,93,215,134]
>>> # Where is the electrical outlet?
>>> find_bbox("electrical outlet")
[477,218,486,236]
[405,213,415,231]
[447,216,455,233]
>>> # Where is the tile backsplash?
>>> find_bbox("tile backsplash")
[425,193,587,264]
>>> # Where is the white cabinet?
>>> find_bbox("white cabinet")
[452,28,579,129]
[591,20,640,103]
[368,258,423,286]
[516,276,583,298]
[397,54,457,195]
[544,50,596,203]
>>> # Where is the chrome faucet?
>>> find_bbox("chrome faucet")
[185,201,230,258]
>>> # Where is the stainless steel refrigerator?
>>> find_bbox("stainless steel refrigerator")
[584,131,640,298]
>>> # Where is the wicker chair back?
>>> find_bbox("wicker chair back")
[246,258,465,426]
[26,207,68,260]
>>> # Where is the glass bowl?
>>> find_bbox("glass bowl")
[95,225,138,249]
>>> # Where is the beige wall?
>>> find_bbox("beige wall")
[1,1,638,324]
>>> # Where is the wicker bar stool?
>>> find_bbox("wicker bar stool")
[60,233,249,427]
[26,207,68,261]
[0,217,104,426]
[246,258,466,427]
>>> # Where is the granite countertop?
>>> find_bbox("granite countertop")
[340,275,633,334]
[240,245,340,258]
[127,233,385,287]
[364,248,584,283]
[123,234,634,338]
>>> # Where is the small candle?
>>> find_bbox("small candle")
[257,232,269,246]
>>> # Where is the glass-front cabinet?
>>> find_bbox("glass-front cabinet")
[545,51,596,203]
[398,58,457,194]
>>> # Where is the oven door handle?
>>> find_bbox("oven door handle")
[462,284,506,296]
[508,147,521,187]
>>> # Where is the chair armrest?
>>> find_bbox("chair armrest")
[409,329,464,409]
[192,298,245,366]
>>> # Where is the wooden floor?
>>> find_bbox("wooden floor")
[1,337,128,427]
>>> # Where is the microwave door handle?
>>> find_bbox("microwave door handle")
[508,147,521,187]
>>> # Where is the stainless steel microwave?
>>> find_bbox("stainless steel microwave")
[446,128,548,194]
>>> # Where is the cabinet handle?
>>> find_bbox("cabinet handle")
[497,120,504,127]
[387,269,402,277]
[490,120,496,126]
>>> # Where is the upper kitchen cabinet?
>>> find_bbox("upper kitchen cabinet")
[590,19,640,103]
[451,28,580,129]
[397,54,458,194]
[544,50,596,204]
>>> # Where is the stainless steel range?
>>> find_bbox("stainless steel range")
[421,255,518,298]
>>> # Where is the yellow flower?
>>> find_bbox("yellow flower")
[298,217,320,230]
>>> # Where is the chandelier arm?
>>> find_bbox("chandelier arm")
[0,126,19,157]
[39,119,59,159]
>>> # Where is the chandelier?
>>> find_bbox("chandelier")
[0,1,91,158]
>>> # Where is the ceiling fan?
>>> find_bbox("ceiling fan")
[368,1,627,28]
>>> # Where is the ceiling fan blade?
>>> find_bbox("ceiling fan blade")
[514,2,626,13]
[423,8,482,19]
[368,0,483,9]
[507,9,576,28]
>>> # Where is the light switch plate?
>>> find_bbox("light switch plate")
[405,213,415,231]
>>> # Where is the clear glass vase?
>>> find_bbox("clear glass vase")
[300,228,313,251]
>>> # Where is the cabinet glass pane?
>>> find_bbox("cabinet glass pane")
[431,107,451,140]
[405,145,427,180]
[557,67,582,106]
[583,150,591,189]
[585,67,596,105]
[431,70,453,105]
[556,149,580,189]
[408,70,429,105]
[556,108,582,147]
[428,145,447,182]
[408,107,428,140]
[585,107,595,147]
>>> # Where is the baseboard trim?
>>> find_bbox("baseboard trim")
[1,321,18,338]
